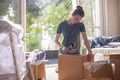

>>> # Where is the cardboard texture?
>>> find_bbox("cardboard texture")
[92,64,113,79]
[58,54,94,80]
[58,55,82,80]
[58,54,120,80]
[109,54,120,65]
[32,63,46,80]
[114,63,120,80]
[26,54,46,80]
[82,78,112,80]
[83,64,114,80]
[82,55,94,79]
[109,54,120,80]
[110,54,120,60]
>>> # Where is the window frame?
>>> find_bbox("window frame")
[78,0,103,37]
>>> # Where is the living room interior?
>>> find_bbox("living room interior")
[0,0,120,80]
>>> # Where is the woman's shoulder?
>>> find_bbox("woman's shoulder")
[59,20,67,26]
[60,20,67,24]
[77,22,85,26]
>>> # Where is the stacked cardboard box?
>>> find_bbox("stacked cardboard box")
[109,53,120,80]
[58,54,120,80]
[83,53,120,80]
[109,53,120,60]
[83,63,113,80]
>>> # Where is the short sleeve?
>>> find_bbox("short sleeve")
[79,22,86,32]
[56,22,63,34]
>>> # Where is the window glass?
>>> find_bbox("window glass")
[0,0,19,23]
[26,0,101,51]
[80,0,100,37]
[26,0,72,51]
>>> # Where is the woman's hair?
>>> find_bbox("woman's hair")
[72,5,84,17]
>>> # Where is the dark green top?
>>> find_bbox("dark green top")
[56,20,86,54]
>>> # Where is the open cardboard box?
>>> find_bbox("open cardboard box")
[58,54,94,80]
[109,53,120,80]
[83,62,114,80]
[58,55,82,80]
[83,54,120,80]
[58,54,120,80]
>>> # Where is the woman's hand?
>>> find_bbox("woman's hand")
[62,47,68,53]
[87,51,94,61]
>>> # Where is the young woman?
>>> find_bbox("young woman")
[54,5,93,60]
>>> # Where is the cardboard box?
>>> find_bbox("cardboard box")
[83,63,114,80]
[58,55,82,80]
[110,54,120,60]
[114,63,120,80]
[25,54,46,80]
[82,55,94,79]
[58,54,94,80]
[109,54,120,80]
[32,62,46,80]
[82,77,112,80]
[83,54,120,80]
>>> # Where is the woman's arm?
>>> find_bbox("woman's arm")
[54,33,67,52]
[81,32,92,53]
[81,32,93,61]
[54,33,63,49]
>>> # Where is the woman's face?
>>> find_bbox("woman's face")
[71,14,83,24]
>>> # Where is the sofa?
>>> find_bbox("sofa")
[90,36,120,58]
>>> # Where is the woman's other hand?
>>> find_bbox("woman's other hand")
[87,52,94,61]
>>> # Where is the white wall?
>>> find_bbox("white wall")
[105,0,120,36]
[119,0,120,31]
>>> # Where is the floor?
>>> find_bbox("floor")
[45,59,58,80]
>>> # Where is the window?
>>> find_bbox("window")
[26,0,72,51]
[75,0,101,53]
[25,0,102,51]
[0,0,102,52]
[79,0,101,37]
[0,0,20,23]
